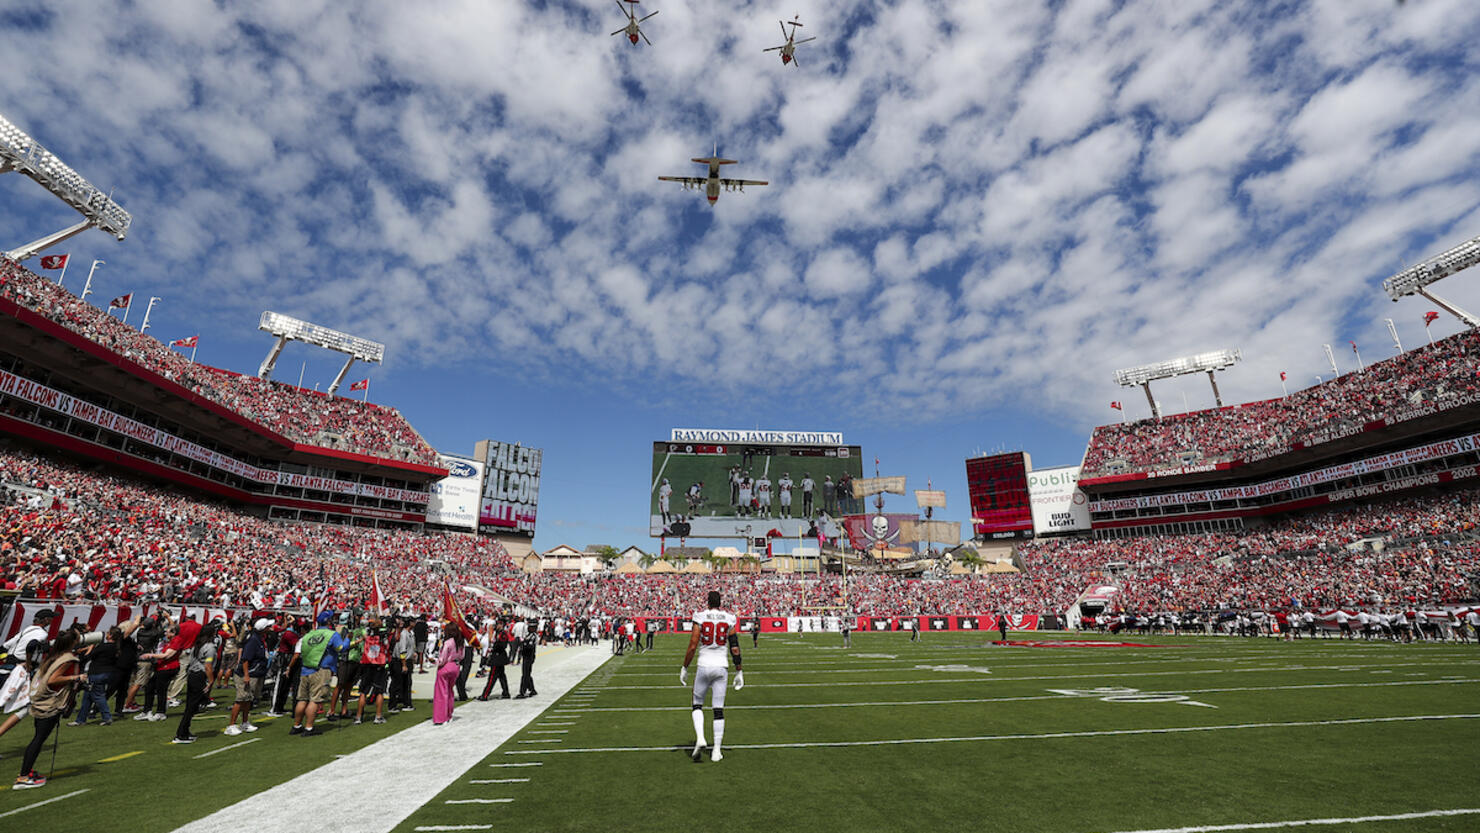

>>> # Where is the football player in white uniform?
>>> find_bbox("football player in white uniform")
[679,590,744,762]
[755,475,772,518]
[658,478,673,524]
[777,474,793,518]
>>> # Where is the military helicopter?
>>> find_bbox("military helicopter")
[763,15,816,66]
[611,0,658,46]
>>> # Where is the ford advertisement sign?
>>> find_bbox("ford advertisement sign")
[426,453,483,531]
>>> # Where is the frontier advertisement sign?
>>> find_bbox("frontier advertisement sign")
[426,454,483,531]
[1028,466,1091,535]
[476,441,541,536]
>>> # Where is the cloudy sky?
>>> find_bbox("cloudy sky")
[2,0,1478,549]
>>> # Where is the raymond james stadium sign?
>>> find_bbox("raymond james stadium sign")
[670,428,844,445]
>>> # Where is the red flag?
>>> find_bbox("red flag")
[108,293,132,309]
[369,568,387,615]
[349,378,369,391]
[1349,341,1358,354]
[39,254,69,270]
[1110,401,1122,410]
[1424,311,1439,326]
[1279,372,1287,381]
[170,335,198,348]
[442,583,480,648]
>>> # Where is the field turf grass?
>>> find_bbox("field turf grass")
[396,631,1480,833]
[4,632,1478,833]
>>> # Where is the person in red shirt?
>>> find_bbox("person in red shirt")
[140,617,199,722]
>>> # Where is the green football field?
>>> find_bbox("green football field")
[651,447,864,518]
[3,632,1478,833]
[397,633,1480,833]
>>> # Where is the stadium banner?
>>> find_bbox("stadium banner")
[1,601,248,643]
[965,451,1035,539]
[843,513,917,551]
[477,440,541,536]
[426,453,483,530]
[0,368,431,504]
[854,615,1040,633]
[1028,466,1091,534]
[1089,431,1480,512]
[650,438,863,538]
[671,428,843,445]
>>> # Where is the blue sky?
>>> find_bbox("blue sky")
[2,0,1478,551]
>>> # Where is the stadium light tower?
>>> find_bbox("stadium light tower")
[0,112,132,260]
[258,311,385,396]
[1114,349,1242,420]
[1381,233,1480,328]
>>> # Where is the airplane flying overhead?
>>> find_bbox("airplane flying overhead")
[763,15,816,66]
[611,0,657,46]
[658,146,768,205]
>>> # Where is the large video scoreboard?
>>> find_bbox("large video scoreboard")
[651,429,862,539]
[965,451,1033,540]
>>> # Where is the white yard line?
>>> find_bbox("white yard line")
[596,661,1473,690]
[0,788,90,819]
[445,798,513,804]
[193,738,261,758]
[488,762,542,768]
[507,713,1480,755]
[170,647,611,833]
[556,677,1480,712]
[413,826,492,832]
[469,778,530,784]
[1101,807,1480,833]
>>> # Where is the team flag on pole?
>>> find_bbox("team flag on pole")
[169,335,198,348]
[1110,401,1122,410]
[108,293,132,310]
[369,568,388,615]
[442,582,480,648]
[1349,341,1358,354]
[39,254,69,270]
[1279,372,1287,381]
[1423,311,1439,326]
[350,378,369,391]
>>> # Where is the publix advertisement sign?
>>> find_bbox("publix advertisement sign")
[426,454,483,531]
[1028,466,1091,535]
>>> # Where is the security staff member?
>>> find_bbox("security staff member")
[515,619,538,699]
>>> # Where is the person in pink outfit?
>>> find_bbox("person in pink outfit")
[432,627,463,725]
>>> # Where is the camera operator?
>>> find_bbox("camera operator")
[14,629,85,789]
[124,613,165,715]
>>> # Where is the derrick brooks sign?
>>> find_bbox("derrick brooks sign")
[475,440,542,536]
[671,428,844,446]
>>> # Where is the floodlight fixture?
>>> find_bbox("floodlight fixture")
[258,310,386,395]
[0,112,132,260]
[1381,233,1480,328]
[1114,349,1242,419]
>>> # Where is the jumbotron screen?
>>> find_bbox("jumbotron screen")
[651,437,863,538]
[965,451,1034,540]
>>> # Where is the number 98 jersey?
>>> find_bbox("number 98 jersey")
[692,609,738,668]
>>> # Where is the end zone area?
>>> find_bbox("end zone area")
[394,632,1480,833]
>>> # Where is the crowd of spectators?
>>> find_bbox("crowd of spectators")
[1,444,1476,628]
[1082,329,1480,478]
[0,258,438,466]
[0,448,512,617]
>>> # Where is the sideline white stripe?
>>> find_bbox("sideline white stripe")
[598,661,1473,690]
[193,738,261,758]
[446,798,514,804]
[1102,806,1480,833]
[0,788,90,819]
[414,826,493,831]
[170,648,609,833]
[469,778,530,784]
[561,678,1480,712]
[508,713,1480,755]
